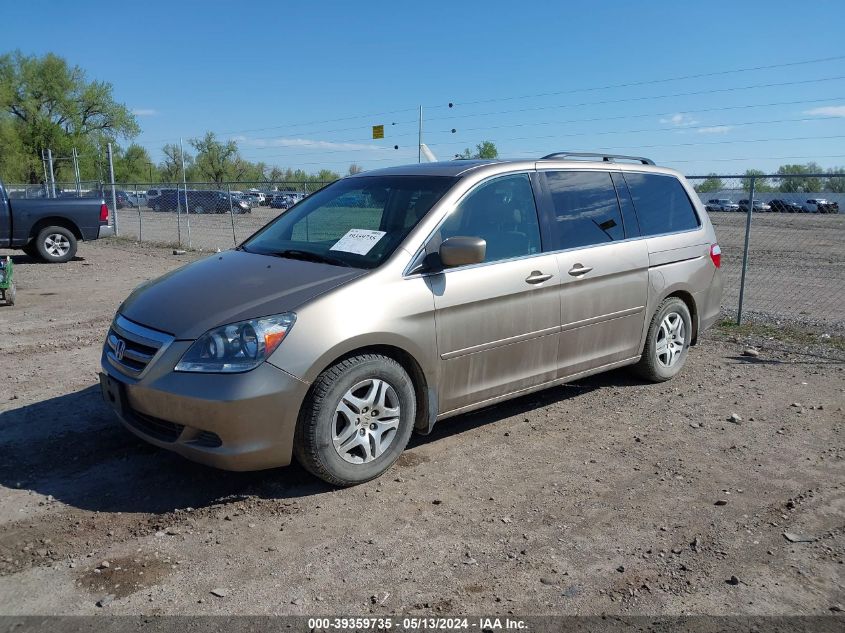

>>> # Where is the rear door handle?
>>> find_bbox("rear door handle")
[568,264,593,276]
[525,271,554,284]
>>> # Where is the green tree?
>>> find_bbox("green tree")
[0,50,139,183]
[114,144,157,183]
[190,132,240,184]
[459,140,499,159]
[693,174,724,193]
[777,163,823,193]
[824,167,845,193]
[740,169,774,193]
[158,143,193,183]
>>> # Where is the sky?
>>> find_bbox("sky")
[5,0,845,176]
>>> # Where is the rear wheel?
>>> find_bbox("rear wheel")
[633,297,692,382]
[35,226,77,263]
[294,354,416,486]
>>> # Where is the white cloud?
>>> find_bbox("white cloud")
[659,113,699,127]
[232,136,386,152]
[697,126,733,134]
[803,105,845,118]
[131,108,158,116]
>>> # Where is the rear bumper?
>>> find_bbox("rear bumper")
[696,267,723,335]
[98,224,114,239]
[100,356,310,471]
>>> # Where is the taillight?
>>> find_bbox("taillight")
[710,244,721,268]
[99,203,109,222]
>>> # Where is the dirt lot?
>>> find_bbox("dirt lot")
[0,239,842,616]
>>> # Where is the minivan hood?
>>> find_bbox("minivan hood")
[119,250,367,339]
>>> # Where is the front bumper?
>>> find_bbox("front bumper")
[100,344,310,471]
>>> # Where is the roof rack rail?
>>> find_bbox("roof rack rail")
[541,152,655,165]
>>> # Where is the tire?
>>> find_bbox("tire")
[294,354,416,486]
[34,226,77,263]
[633,297,692,382]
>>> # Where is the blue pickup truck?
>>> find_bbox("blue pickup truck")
[0,180,113,262]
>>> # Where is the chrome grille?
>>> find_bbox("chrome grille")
[105,315,174,378]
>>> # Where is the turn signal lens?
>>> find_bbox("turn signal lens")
[99,203,109,222]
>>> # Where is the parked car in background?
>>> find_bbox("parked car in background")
[85,188,130,209]
[738,199,771,212]
[246,191,266,206]
[196,190,251,214]
[705,198,739,212]
[1,178,112,262]
[155,190,251,214]
[768,199,803,213]
[270,193,292,209]
[151,189,186,212]
[271,192,306,209]
[802,198,839,213]
[126,191,148,207]
[146,188,174,210]
[100,152,722,485]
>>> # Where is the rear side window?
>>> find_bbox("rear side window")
[542,171,625,250]
[623,173,700,236]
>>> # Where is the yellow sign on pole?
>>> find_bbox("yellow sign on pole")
[372,125,384,140]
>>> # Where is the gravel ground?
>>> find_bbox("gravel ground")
[0,239,842,616]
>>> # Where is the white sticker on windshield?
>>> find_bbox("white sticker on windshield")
[329,229,386,255]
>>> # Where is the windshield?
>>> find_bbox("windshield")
[242,175,457,268]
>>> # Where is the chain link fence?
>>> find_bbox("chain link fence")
[117,181,329,251]
[688,173,844,330]
[6,173,843,330]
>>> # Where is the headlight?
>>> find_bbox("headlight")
[174,313,296,373]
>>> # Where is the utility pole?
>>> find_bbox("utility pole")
[180,138,191,248]
[41,150,49,197]
[107,143,120,236]
[418,105,423,164]
[72,147,81,196]
[46,149,57,198]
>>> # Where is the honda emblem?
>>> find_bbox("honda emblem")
[114,338,126,361]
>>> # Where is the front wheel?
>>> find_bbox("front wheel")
[34,226,77,263]
[633,297,692,382]
[294,354,416,486]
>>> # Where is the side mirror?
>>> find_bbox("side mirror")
[439,236,486,268]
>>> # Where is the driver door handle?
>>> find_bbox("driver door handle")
[568,264,593,276]
[525,271,553,284]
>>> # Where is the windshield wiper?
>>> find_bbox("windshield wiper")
[267,249,351,267]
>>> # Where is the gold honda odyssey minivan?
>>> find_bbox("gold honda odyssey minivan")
[101,153,722,485]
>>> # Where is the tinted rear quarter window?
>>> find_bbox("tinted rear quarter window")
[543,171,625,250]
[623,172,700,236]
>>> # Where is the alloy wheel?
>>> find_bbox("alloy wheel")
[332,378,401,464]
